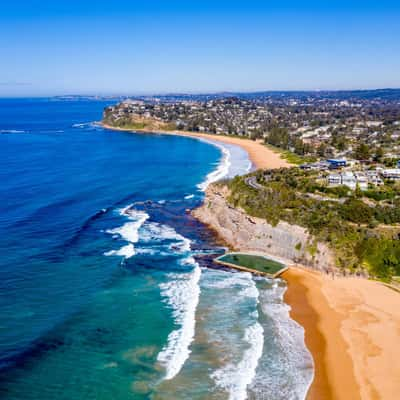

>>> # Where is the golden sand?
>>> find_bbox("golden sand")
[101,123,291,170]
[102,121,400,399]
[283,268,400,400]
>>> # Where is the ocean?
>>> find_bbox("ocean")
[0,98,313,399]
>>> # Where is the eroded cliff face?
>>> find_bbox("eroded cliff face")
[193,184,336,272]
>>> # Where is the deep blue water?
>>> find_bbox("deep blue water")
[0,99,313,400]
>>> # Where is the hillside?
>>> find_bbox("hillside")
[197,168,400,281]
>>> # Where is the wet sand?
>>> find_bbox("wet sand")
[102,121,400,399]
[283,267,400,400]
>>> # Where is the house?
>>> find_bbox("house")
[327,159,347,169]
[327,174,342,186]
[382,169,400,180]
[354,172,368,190]
[366,170,384,186]
[342,171,357,190]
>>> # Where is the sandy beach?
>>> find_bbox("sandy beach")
[103,121,400,399]
[283,267,400,400]
[101,123,291,170]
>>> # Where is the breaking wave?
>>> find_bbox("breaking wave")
[197,141,231,191]
[209,272,264,400]
[139,222,191,254]
[249,282,314,400]
[211,322,264,400]
[104,207,149,259]
[0,129,26,134]
[157,261,201,380]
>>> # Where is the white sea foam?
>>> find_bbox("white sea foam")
[196,137,254,191]
[197,142,231,191]
[72,122,90,128]
[107,208,148,243]
[0,129,25,134]
[104,208,149,259]
[140,222,191,253]
[184,194,195,200]
[72,122,100,131]
[211,322,264,400]
[204,271,264,400]
[205,271,255,291]
[104,244,135,258]
[157,257,201,380]
[251,282,314,400]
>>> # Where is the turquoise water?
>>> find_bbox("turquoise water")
[0,98,313,399]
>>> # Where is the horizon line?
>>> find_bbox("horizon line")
[1,87,400,99]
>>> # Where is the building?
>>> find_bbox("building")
[366,170,384,186]
[354,172,368,190]
[327,159,347,169]
[382,169,400,180]
[341,171,357,190]
[327,171,373,190]
[327,174,342,186]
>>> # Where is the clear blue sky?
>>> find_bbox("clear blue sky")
[1,0,400,96]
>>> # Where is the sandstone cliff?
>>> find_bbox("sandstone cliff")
[193,184,336,272]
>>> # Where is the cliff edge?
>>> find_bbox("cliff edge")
[193,184,336,272]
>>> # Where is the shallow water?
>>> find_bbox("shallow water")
[0,98,313,399]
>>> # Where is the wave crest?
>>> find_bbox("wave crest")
[104,207,149,259]
[197,142,231,191]
[157,254,201,380]
[211,322,264,400]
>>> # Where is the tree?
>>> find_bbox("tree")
[373,147,385,163]
[317,143,327,158]
[354,143,371,160]
[265,126,289,149]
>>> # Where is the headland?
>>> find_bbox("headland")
[102,118,400,400]
[193,182,400,400]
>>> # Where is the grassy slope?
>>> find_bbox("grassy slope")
[227,168,400,281]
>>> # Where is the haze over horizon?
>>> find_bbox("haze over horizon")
[1,0,400,96]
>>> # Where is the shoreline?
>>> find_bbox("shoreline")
[283,266,400,400]
[102,120,400,399]
[192,185,400,399]
[282,267,360,400]
[100,122,291,170]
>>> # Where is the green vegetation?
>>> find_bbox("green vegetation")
[217,253,285,275]
[226,168,400,281]
[103,110,176,132]
[264,126,318,163]
[264,143,317,165]
[354,143,371,160]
